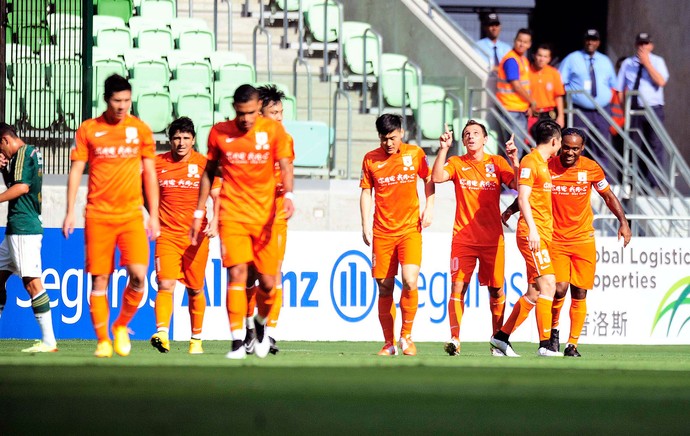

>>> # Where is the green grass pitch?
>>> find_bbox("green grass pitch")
[1,340,689,434]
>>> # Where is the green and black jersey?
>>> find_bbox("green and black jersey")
[2,144,43,235]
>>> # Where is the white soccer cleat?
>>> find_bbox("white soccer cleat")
[537,347,564,357]
[490,347,506,357]
[443,338,460,356]
[253,316,270,358]
[226,340,247,360]
[490,336,520,357]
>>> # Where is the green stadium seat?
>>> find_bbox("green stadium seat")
[412,85,453,140]
[170,17,209,40]
[123,48,165,69]
[283,120,331,175]
[127,16,166,40]
[49,62,82,92]
[97,0,134,24]
[134,90,173,133]
[93,58,127,89]
[57,89,82,130]
[380,53,418,108]
[343,32,380,76]
[175,92,214,133]
[209,51,249,73]
[304,0,340,43]
[216,93,235,120]
[16,24,52,54]
[7,1,49,28]
[174,60,213,90]
[50,27,82,59]
[92,15,126,36]
[131,59,170,88]
[178,29,215,55]
[340,21,371,46]
[216,62,256,89]
[25,89,59,129]
[6,43,38,62]
[136,27,174,53]
[5,88,21,125]
[7,62,49,90]
[46,12,82,37]
[95,26,132,54]
[53,0,82,14]
[139,0,176,25]
[169,79,207,104]
[165,49,207,71]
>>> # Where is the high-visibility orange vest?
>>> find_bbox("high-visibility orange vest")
[497,50,531,112]
[609,89,625,135]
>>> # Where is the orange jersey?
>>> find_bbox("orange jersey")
[444,153,514,245]
[549,156,610,243]
[517,149,553,241]
[529,64,565,110]
[207,117,291,226]
[273,133,295,224]
[360,143,430,237]
[72,114,155,220]
[156,151,221,236]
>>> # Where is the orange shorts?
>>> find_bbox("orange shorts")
[371,231,422,279]
[219,220,277,275]
[271,218,288,264]
[155,233,210,290]
[85,215,149,275]
[450,240,505,288]
[517,236,555,284]
[551,240,596,289]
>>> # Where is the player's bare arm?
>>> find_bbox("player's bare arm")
[191,159,217,245]
[518,184,540,252]
[0,183,29,203]
[142,157,160,240]
[359,188,373,246]
[62,160,86,239]
[278,157,294,219]
[504,133,519,189]
[501,198,519,227]
[431,125,453,183]
[600,189,632,247]
[204,186,221,238]
[421,175,435,228]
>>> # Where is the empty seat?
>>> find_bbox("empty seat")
[174,60,213,90]
[95,26,132,54]
[5,88,21,125]
[16,25,52,54]
[216,62,256,89]
[131,59,170,88]
[52,27,82,58]
[128,16,167,41]
[304,0,340,43]
[170,17,209,40]
[340,21,371,46]
[136,27,174,53]
[139,0,176,25]
[134,90,173,133]
[169,79,207,104]
[209,51,248,72]
[97,0,134,24]
[92,15,126,36]
[412,85,453,140]
[93,58,128,89]
[7,63,49,90]
[283,120,331,175]
[6,1,49,28]
[175,92,214,130]
[380,53,418,108]
[343,31,380,76]
[46,13,82,37]
[165,49,207,71]
[53,0,82,14]
[49,62,82,93]
[178,29,215,55]
[57,89,82,130]
[25,89,59,129]
[6,43,38,63]
[123,47,165,69]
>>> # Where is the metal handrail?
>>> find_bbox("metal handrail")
[361,28,383,115]
[252,24,273,81]
[320,0,344,84]
[242,0,252,18]
[293,56,313,120]
[401,59,422,146]
[297,0,305,60]
[332,88,352,177]
[281,0,290,48]
[225,0,232,50]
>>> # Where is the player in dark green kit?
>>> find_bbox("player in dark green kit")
[0,123,57,352]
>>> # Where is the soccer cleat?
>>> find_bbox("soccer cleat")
[150,331,170,353]
[225,339,247,360]
[550,329,560,352]
[399,336,417,356]
[189,338,204,355]
[537,346,563,357]
[21,341,58,353]
[443,337,460,356]
[491,347,506,357]
[564,344,582,357]
[94,340,113,358]
[253,317,270,358]
[269,336,279,355]
[112,325,131,357]
[243,328,256,354]
[377,341,398,356]
[490,336,520,357]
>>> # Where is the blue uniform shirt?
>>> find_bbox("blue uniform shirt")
[616,53,669,107]
[476,38,511,69]
[558,50,617,109]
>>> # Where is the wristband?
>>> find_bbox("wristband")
[284,192,295,201]
[193,210,204,219]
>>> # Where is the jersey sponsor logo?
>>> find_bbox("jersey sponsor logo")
[94,131,108,138]
[578,171,588,184]
[125,127,139,145]
[93,146,140,159]
[376,173,416,186]
[188,164,200,178]
[329,250,377,322]
[520,168,531,179]
[255,131,269,150]
[159,178,201,189]
[457,178,498,190]
[224,151,270,165]
[402,155,413,168]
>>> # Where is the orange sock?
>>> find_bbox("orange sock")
[154,288,174,331]
[255,286,275,319]
[489,294,506,335]
[399,289,418,338]
[246,284,257,318]
[378,294,395,343]
[500,295,535,335]
[188,291,206,337]
[266,284,282,329]
[114,285,144,327]
[90,289,110,342]
[551,296,566,329]
[227,282,247,333]
[448,288,464,339]
[535,295,554,341]
[568,298,587,345]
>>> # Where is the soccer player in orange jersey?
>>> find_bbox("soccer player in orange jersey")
[243,85,295,356]
[503,128,631,357]
[490,119,562,357]
[149,117,221,355]
[191,84,293,360]
[62,74,160,358]
[360,114,435,356]
[431,120,519,356]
